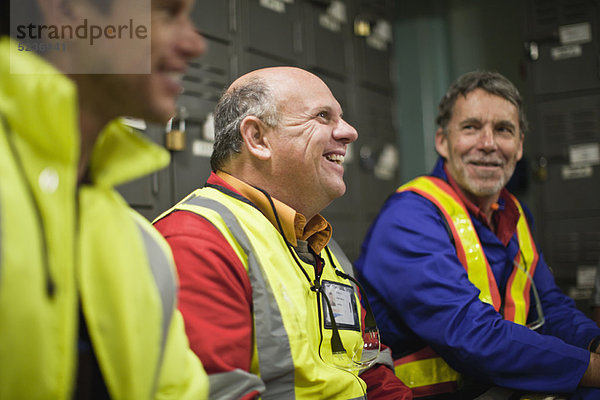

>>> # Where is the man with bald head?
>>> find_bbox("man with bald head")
[154,67,411,399]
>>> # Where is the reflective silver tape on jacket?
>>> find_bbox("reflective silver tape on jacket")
[133,219,175,394]
[209,369,265,399]
[183,196,296,399]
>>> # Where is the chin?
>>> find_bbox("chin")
[142,103,177,124]
[329,185,346,200]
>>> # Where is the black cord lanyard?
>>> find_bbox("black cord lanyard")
[250,185,348,353]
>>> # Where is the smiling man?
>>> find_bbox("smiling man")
[0,0,208,398]
[154,67,412,399]
[355,70,600,399]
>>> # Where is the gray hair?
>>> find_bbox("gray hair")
[436,70,528,135]
[210,77,280,171]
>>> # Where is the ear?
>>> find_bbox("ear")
[240,116,272,161]
[516,133,524,161]
[434,127,449,159]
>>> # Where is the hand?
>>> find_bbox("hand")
[580,352,600,387]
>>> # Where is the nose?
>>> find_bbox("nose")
[177,19,207,60]
[478,124,497,152]
[334,118,358,144]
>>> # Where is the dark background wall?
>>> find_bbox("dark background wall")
[119,0,600,314]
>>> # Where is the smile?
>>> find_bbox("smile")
[325,154,345,164]
[469,160,502,167]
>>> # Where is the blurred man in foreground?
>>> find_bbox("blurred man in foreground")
[0,0,208,398]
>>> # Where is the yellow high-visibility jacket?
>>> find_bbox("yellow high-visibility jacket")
[156,185,369,399]
[0,37,208,400]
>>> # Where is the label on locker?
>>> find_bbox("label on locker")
[569,143,600,166]
[576,265,596,289]
[260,0,286,13]
[550,44,582,60]
[192,140,213,157]
[561,165,593,180]
[319,14,341,32]
[559,22,591,45]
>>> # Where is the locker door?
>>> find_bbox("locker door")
[354,87,398,240]
[240,0,302,64]
[525,0,600,304]
[536,95,600,214]
[172,38,231,202]
[303,1,350,77]
[191,0,230,41]
[526,0,600,94]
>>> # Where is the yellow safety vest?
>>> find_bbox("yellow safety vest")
[393,176,539,397]
[0,37,208,399]
[156,185,368,399]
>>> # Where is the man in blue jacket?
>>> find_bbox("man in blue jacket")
[355,70,600,399]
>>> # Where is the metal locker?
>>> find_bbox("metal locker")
[241,51,288,75]
[354,36,391,90]
[241,0,302,63]
[535,95,600,214]
[537,94,600,158]
[304,1,349,77]
[525,0,600,94]
[116,124,172,221]
[524,0,600,307]
[544,218,600,285]
[191,0,230,41]
[171,38,231,202]
[354,87,398,224]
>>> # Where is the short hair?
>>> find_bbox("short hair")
[210,77,280,171]
[436,70,528,135]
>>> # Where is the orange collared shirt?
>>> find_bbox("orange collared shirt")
[216,171,332,254]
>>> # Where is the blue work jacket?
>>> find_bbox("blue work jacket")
[355,158,600,394]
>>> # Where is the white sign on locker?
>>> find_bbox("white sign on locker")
[559,22,592,45]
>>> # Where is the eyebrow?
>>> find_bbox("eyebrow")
[459,117,516,129]
[459,117,480,126]
[496,120,517,129]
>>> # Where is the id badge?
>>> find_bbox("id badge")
[321,280,360,331]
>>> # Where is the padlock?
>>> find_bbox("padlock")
[165,117,186,151]
[533,156,547,182]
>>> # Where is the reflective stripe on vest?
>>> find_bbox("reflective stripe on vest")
[132,217,176,396]
[208,370,265,400]
[393,347,459,398]
[503,193,539,325]
[394,176,539,396]
[182,196,296,400]
[399,177,501,310]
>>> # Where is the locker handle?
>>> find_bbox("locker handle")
[152,172,159,195]
[294,21,303,54]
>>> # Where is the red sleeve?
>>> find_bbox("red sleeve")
[349,275,411,398]
[351,273,412,398]
[361,363,413,399]
[154,210,257,384]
